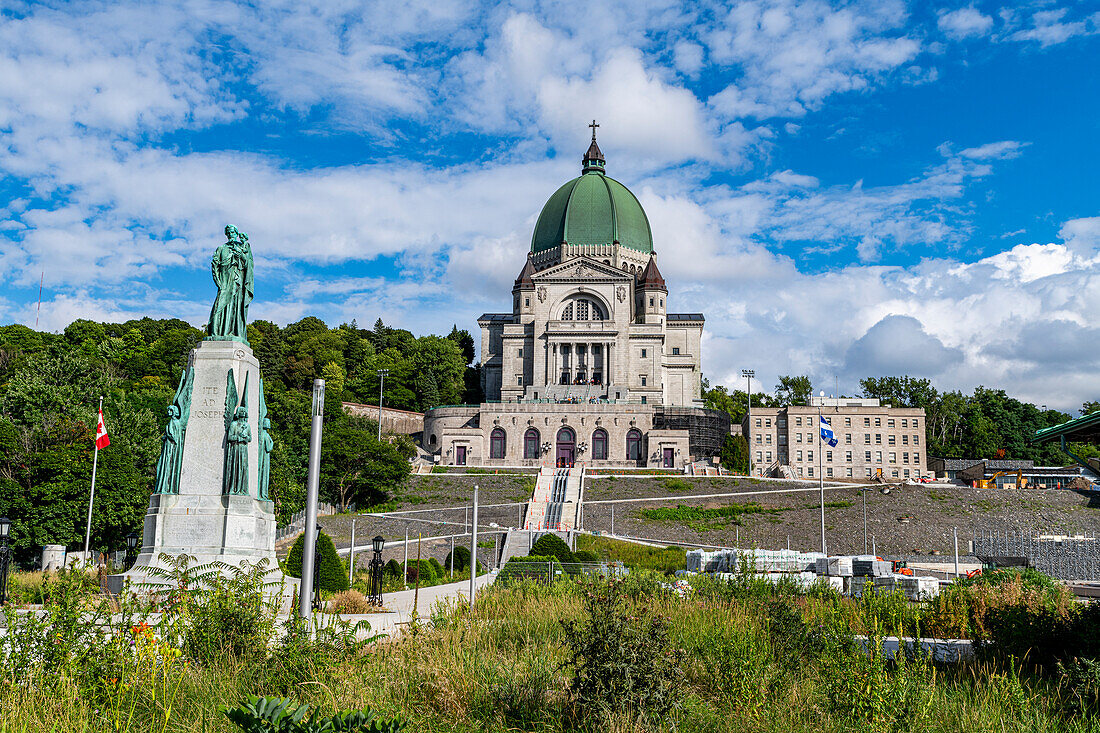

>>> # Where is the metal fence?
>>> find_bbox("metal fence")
[497,561,628,584]
[973,529,1100,580]
[276,502,342,542]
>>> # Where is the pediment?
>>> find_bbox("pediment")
[532,257,632,282]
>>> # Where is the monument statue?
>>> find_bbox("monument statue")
[257,378,273,501]
[207,224,254,343]
[153,367,194,495]
[222,369,251,496]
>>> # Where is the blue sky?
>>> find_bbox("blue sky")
[0,0,1098,409]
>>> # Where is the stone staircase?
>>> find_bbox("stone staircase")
[523,465,583,532]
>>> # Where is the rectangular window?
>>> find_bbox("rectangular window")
[888,435,895,445]
[641,348,647,358]
[846,451,852,462]
[524,298,530,306]
[845,417,851,427]
[517,348,523,357]
[796,417,802,426]
[796,433,802,443]
[864,417,870,427]
[875,434,882,444]
[756,434,762,444]
[641,376,647,386]
[826,467,833,477]
[888,419,895,427]
[903,452,909,464]
[806,432,812,443]
[826,451,833,462]
[846,467,853,477]
[808,466,814,477]
[913,452,920,464]
[902,434,909,445]
[765,434,772,444]
[892,470,899,478]
[913,434,920,445]
[889,452,896,463]
[864,434,871,444]
[807,450,814,462]
[766,451,772,462]
[845,433,852,443]
[517,376,522,385]
[766,418,772,427]
[649,297,654,306]
[904,469,910,477]
[901,419,908,428]
[865,451,871,461]
[672,347,680,355]
[876,451,882,462]
[797,450,803,461]
[875,417,881,427]
[865,467,872,477]
[641,396,647,404]
[755,418,761,427]
[756,451,763,462]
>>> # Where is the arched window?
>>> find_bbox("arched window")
[559,296,606,321]
[626,429,643,461]
[429,434,437,446]
[630,264,636,275]
[524,428,540,459]
[621,263,628,271]
[490,428,506,459]
[592,429,608,460]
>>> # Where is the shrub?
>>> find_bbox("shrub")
[530,533,575,564]
[820,640,935,731]
[561,580,683,724]
[444,545,472,572]
[327,590,376,614]
[406,559,437,585]
[574,550,598,563]
[181,558,280,664]
[285,531,350,592]
[221,695,405,732]
[384,559,402,578]
[429,557,445,578]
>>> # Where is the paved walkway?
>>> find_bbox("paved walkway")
[332,572,497,637]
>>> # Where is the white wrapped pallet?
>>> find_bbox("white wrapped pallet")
[826,556,853,577]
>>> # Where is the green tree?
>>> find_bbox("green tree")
[774,375,813,406]
[320,417,411,511]
[719,433,752,473]
[531,533,576,564]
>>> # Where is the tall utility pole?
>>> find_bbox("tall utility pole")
[299,379,325,618]
[348,518,356,585]
[376,369,389,440]
[742,370,754,474]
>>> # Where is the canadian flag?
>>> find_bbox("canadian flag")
[95,408,110,450]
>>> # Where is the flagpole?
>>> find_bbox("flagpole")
[83,396,103,564]
[818,399,826,555]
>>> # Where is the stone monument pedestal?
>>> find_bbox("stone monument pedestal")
[108,340,284,595]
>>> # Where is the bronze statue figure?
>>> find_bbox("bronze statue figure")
[207,224,254,343]
[153,367,194,495]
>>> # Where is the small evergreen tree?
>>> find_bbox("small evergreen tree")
[444,545,472,572]
[531,533,576,564]
[284,530,349,592]
[384,559,402,578]
[719,433,752,474]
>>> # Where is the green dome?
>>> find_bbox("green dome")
[530,170,654,255]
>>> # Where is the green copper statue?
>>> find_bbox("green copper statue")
[257,378,273,501]
[222,369,251,496]
[154,367,194,495]
[206,225,254,344]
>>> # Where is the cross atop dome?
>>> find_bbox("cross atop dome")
[582,120,606,174]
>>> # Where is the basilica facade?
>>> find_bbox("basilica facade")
[423,134,727,468]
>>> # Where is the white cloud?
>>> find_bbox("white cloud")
[937,7,994,40]
[1009,8,1100,47]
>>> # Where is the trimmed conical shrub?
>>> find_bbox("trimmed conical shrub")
[444,545,472,572]
[531,533,576,564]
[285,530,350,592]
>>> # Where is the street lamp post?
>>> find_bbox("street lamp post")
[0,517,11,606]
[741,369,754,474]
[368,535,385,606]
[126,531,139,569]
[376,369,389,441]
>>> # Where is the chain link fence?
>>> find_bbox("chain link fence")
[973,529,1100,580]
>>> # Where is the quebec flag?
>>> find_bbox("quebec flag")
[819,416,838,447]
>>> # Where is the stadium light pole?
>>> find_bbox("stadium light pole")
[376,369,389,441]
[741,370,754,473]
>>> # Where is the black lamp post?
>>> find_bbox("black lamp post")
[0,517,12,606]
[126,531,140,568]
[368,535,385,606]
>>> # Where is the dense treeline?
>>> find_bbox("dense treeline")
[0,316,479,563]
[703,374,1094,465]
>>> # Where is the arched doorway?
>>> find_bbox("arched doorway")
[556,427,576,467]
